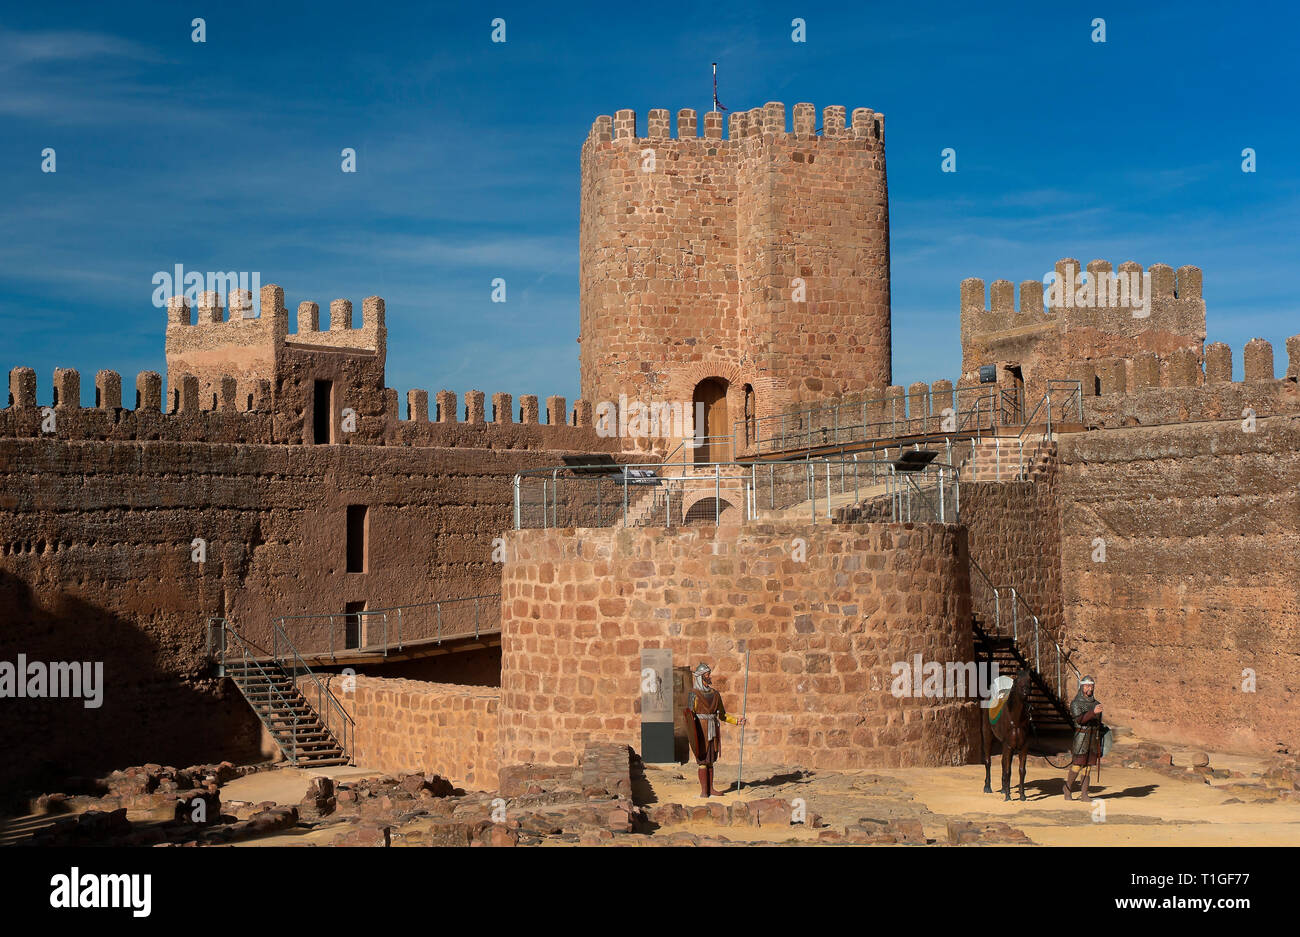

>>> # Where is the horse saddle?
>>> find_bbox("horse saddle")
[986,674,1015,725]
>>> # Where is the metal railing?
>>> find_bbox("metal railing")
[272,620,354,760]
[210,617,353,765]
[513,457,959,529]
[738,386,1000,456]
[968,558,1078,706]
[661,434,736,466]
[1018,379,1083,442]
[271,593,501,663]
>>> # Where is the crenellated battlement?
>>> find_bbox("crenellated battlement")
[165,286,385,350]
[960,258,1209,408]
[583,101,884,150]
[1,365,613,452]
[382,388,611,450]
[1071,335,1300,394]
[1076,335,1300,428]
[960,259,1202,318]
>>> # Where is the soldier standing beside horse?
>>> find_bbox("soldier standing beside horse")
[1064,674,1106,802]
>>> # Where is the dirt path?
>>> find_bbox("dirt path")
[640,747,1300,846]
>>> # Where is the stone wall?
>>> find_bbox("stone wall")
[498,521,975,771]
[961,454,1066,654]
[336,676,499,789]
[1056,417,1300,753]
[960,260,1207,406]
[0,436,596,792]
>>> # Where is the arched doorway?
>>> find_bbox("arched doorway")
[693,377,729,464]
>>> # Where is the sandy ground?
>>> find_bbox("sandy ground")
[641,744,1300,845]
[6,737,1296,847]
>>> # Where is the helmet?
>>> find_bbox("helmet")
[694,662,712,676]
[1080,675,1096,686]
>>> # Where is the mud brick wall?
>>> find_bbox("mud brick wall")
[498,521,975,771]
[1056,417,1300,753]
[0,437,595,791]
[579,103,891,431]
[336,676,499,790]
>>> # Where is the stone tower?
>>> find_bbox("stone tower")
[578,101,891,455]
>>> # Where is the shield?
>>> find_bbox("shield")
[683,709,705,761]
[1100,724,1114,757]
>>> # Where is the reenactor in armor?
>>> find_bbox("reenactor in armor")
[1064,675,1106,802]
[684,662,746,797]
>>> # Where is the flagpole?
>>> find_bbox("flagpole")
[736,648,751,791]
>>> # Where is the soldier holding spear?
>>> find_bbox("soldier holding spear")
[684,661,747,797]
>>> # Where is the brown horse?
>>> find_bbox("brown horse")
[981,668,1033,801]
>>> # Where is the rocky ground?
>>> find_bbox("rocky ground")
[4,732,1297,847]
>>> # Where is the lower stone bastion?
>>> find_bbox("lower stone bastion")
[495,520,978,773]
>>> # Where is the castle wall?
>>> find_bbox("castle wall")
[579,103,890,446]
[1055,417,1300,753]
[1076,338,1300,428]
[335,676,499,789]
[0,433,604,792]
[498,521,975,771]
[961,459,1067,658]
[960,260,1207,407]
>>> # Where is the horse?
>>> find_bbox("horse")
[980,668,1034,801]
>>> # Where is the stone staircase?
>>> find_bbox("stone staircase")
[961,435,1055,482]
[756,482,890,522]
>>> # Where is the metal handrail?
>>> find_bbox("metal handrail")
[272,621,355,762]
[212,617,302,764]
[272,593,501,661]
[516,457,959,529]
[740,386,1004,456]
[1017,379,1082,441]
[968,559,1078,704]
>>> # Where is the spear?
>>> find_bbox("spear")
[736,648,751,791]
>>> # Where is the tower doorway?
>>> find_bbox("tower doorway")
[693,377,729,464]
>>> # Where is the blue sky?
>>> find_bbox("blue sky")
[1,1,1296,405]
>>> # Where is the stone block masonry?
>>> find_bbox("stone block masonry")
[498,521,975,771]
[334,676,499,790]
[579,103,891,441]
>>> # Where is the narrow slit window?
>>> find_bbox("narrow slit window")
[346,505,368,573]
[314,379,333,444]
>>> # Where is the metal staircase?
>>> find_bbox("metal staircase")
[969,559,1077,735]
[209,618,353,767]
[972,614,1073,732]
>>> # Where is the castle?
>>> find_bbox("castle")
[2,101,1297,794]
